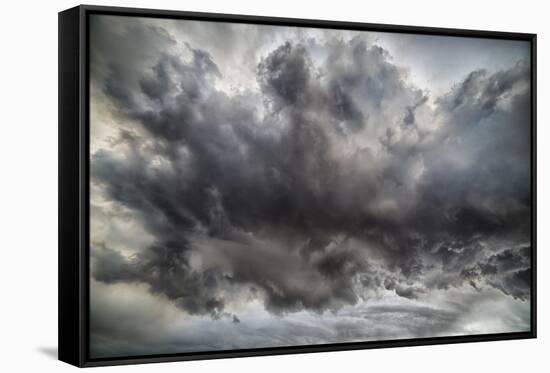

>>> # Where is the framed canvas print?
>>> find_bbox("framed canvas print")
[58,5,537,367]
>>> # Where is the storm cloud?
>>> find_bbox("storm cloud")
[89,15,532,357]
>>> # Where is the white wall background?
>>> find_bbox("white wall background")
[0,0,545,370]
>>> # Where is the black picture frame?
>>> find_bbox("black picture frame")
[59,4,537,368]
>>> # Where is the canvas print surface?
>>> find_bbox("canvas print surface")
[89,14,532,358]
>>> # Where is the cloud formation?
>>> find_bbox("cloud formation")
[89,15,532,356]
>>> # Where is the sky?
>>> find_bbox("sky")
[88,14,532,358]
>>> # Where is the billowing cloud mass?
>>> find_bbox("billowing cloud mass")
[88,15,532,358]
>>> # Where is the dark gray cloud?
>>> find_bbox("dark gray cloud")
[89,15,532,355]
[92,244,225,316]
[462,245,531,300]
